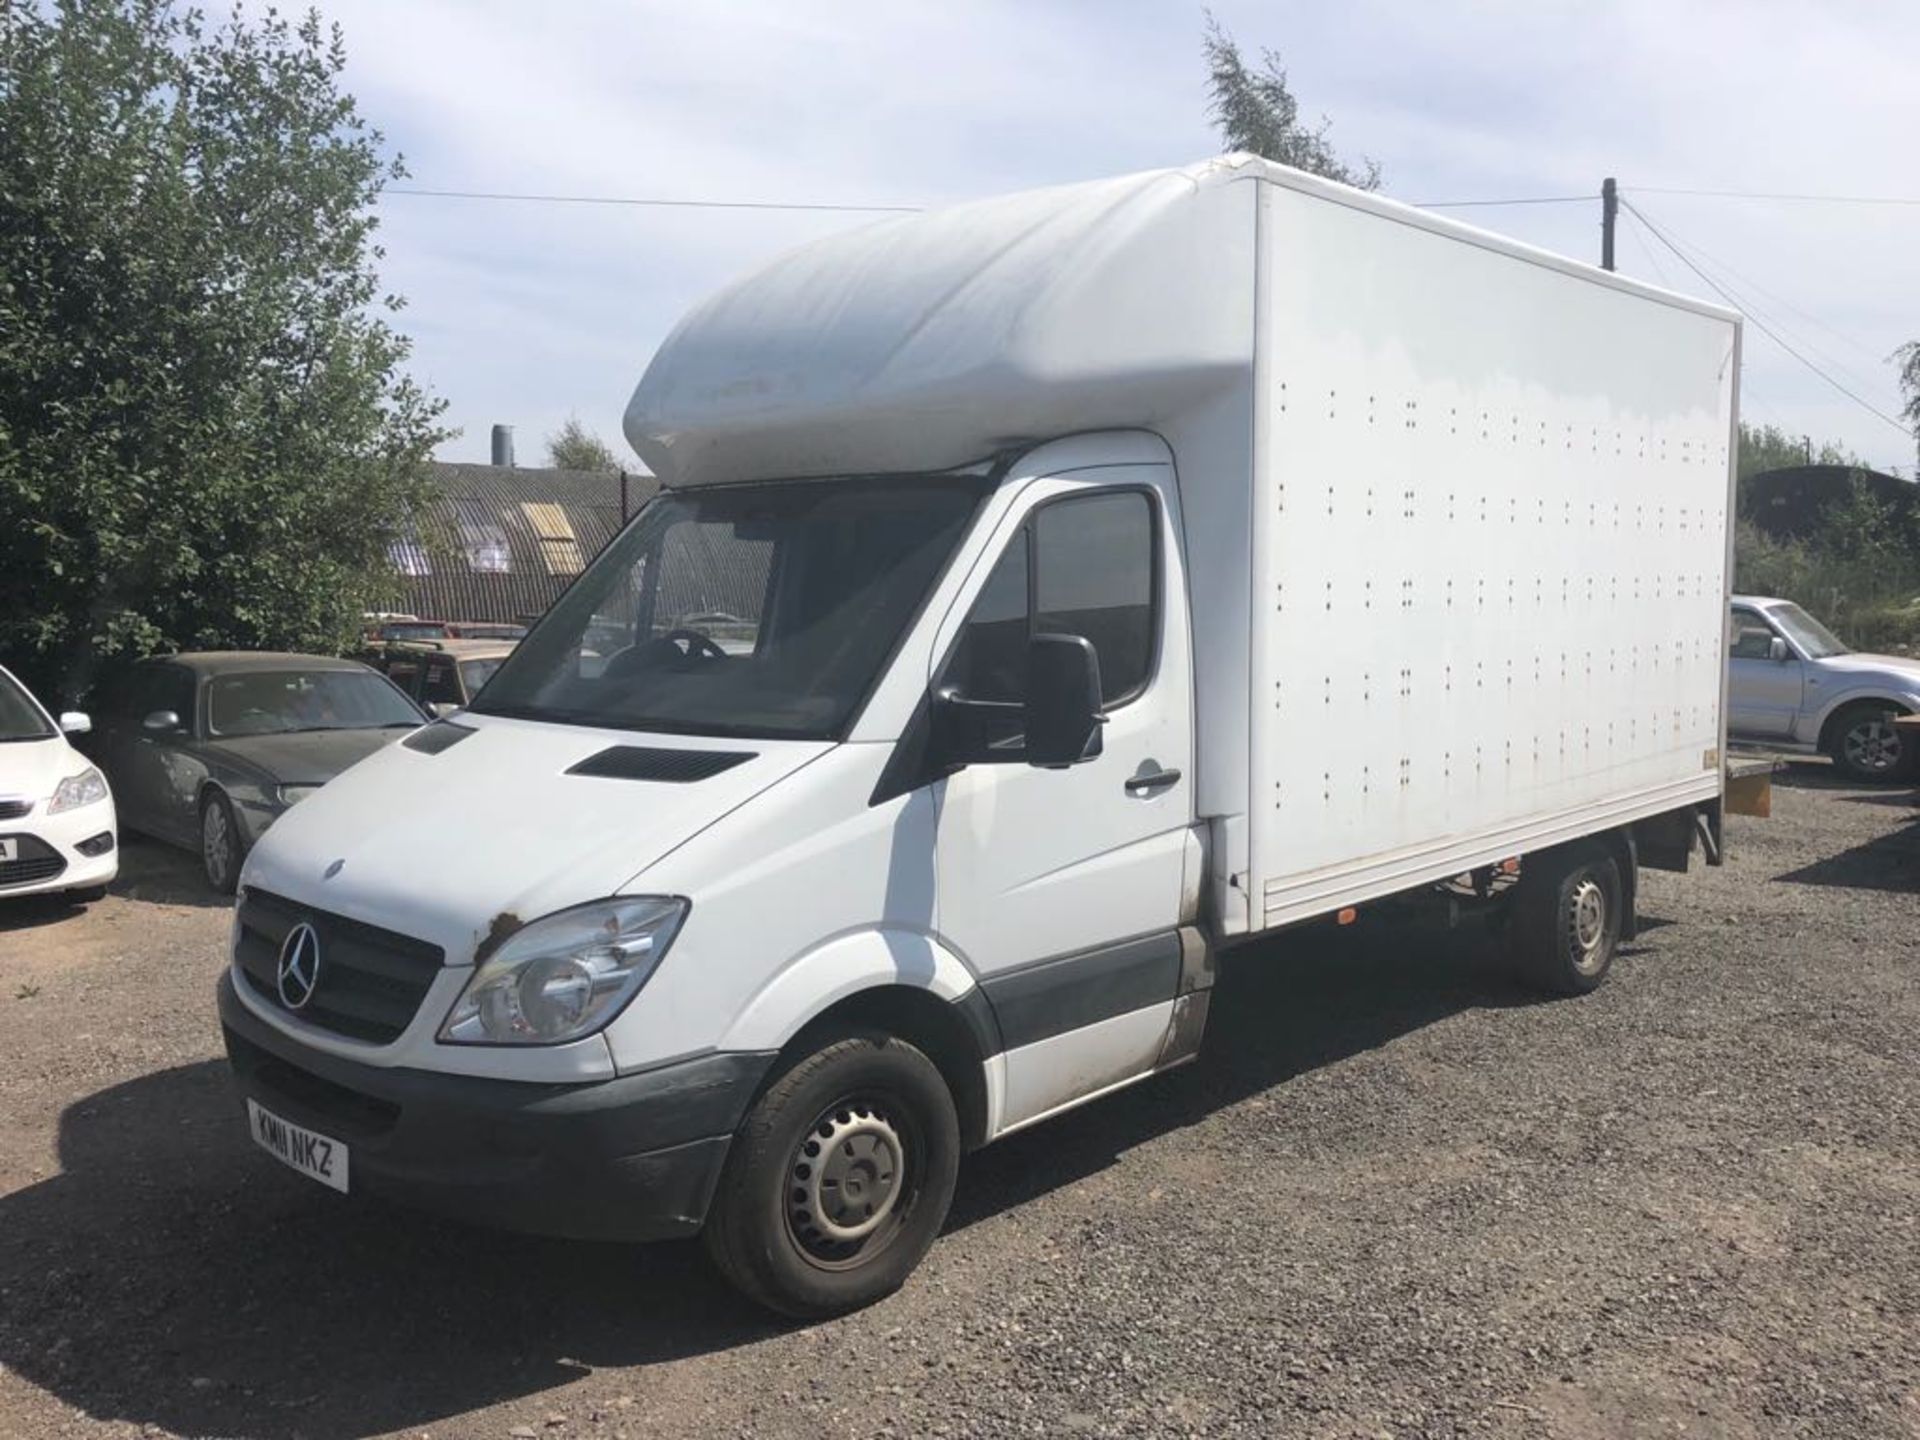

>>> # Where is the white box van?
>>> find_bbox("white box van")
[219,154,1746,1316]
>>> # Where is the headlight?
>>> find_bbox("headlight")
[438,897,689,1046]
[47,767,109,814]
[276,783,322,807]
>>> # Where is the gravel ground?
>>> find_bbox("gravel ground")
[1,765,1916,1440]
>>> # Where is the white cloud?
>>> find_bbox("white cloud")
[316,0,1919,474]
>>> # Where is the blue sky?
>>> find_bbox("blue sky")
[314,0,1920,476]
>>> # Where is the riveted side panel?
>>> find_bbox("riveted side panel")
[1251,180,1736,927]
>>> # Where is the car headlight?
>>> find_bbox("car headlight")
[47,767,109,814]
[438,897,689,1046]
[276,783,322,807]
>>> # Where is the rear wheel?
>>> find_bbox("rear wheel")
[1828,703,1912,783]
[1505,843,1623,995]
[200,792,243,894]
[702,1031,959,1318]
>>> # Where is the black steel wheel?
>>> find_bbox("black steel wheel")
[1505,843,1624,995]
[703,1031,959,1318]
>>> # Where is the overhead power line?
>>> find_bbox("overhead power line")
[1628,202,1895,416]
[1623,198,1914,440]
[1628,185,1920,207]
[385,186,923,214]
[1413,195,1590,209]
[385,183,1609,216]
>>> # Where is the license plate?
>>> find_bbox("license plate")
[0,839,15,862]
[247,1099,349,1193]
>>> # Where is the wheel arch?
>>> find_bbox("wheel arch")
[1815,692,1914,754]
[780,985,994,1150]
[716,928,998,1149]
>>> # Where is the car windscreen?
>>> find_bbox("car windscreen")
[473,474,989,740]
[1769,602,1849,660]
[207,669,424,737]
[0,670,55,743]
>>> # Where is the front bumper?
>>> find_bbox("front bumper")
[218,972,774,1241]
[0,800,118,898]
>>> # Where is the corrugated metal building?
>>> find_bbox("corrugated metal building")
[387,462,660,624]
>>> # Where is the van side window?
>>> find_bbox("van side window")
[946,490,1157,708]
[1729,610,1777,660]
[1034,492,1154,705]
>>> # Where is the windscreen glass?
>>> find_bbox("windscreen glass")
[473,476,987,739]
[1769,603,1848,659]
[0,671,55,742]
[208,670,424,737]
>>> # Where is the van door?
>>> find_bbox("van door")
[930,466,1196,1134]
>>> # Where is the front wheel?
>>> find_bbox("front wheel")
[702,1031,960,1318]
[1828,703,1912,783]
[1505,843,1623,995]
[200,792,243,894]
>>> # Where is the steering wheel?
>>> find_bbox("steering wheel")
[657,627,728,661]
[600,628,727,683]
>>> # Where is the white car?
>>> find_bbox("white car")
[0,666,119,902]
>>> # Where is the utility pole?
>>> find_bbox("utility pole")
[1601,177,1618,272]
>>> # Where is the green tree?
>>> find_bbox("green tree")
[0,0,446,703]
[1201,13,1380,190]
[1736,421,1860,481]
[545,415,621,472]
[1897,341,1920,469]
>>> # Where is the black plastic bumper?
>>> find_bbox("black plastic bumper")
[217,970,774,1242]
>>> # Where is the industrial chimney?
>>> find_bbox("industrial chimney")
[490,424,515,468]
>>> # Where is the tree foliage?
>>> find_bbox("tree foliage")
[0,0,447,702]
[1897,341,1920,469]
[1201,13,1379,190]
[545,415,622,472]
[1735,421,1860,481]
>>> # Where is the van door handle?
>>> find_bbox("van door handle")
[1124,767,1182,797]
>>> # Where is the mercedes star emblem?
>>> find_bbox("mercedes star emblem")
[276,922,323,1011]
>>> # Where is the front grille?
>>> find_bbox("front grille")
[235,888,445,1044]
[0,833,65,889]
[224,1028,401,1138]
[0,799,32,821]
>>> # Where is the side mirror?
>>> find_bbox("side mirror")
[1025,633,1106,768]
[58,711,91,735]
[430,701,460,718]
[141,709,181,734]
[1768,637,1789,663]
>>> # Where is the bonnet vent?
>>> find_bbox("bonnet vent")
[566,746,756,783]
[402,719,477,755]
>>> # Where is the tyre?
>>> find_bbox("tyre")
[200,791,243,894]
[702,1031,960,1318]
[1504,843,1623,996]
[1827,703,1912,783]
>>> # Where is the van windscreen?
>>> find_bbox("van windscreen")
[471,475,989,741]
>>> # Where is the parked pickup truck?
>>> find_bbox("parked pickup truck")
[1729,595,1920,780]
[216,154,1750,1317]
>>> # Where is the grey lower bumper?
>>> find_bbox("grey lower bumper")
[218,971,774,1242]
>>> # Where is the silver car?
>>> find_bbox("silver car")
[1728,595,1920,781]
